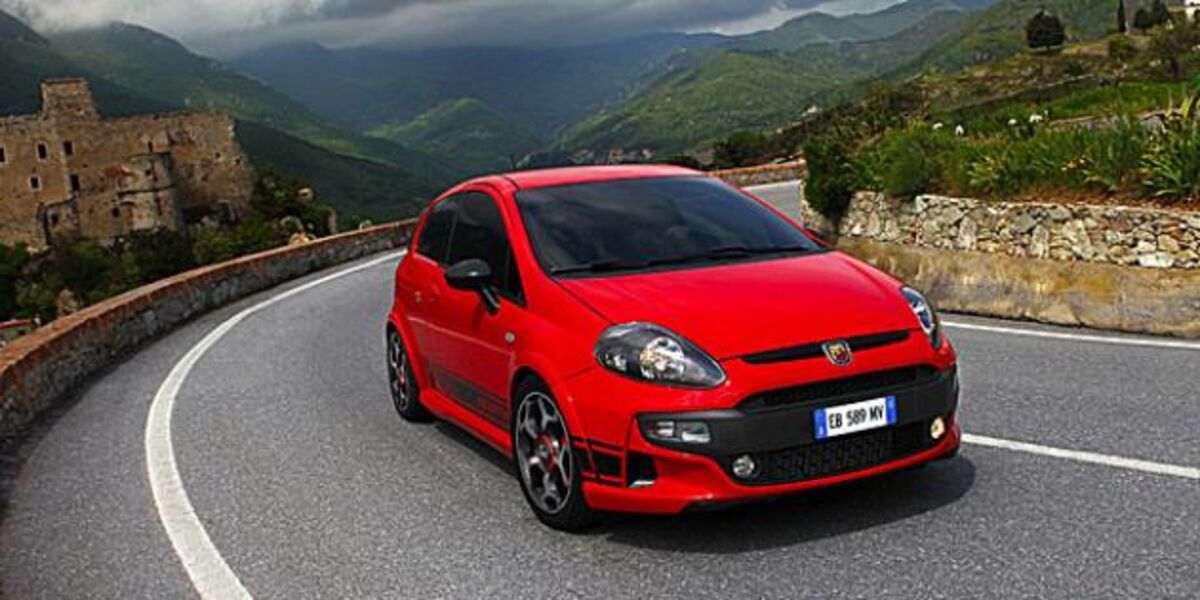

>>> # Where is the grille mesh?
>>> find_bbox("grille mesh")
[741,420,936,485]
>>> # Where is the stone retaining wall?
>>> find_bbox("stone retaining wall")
[840,237,1200,337]
[712,161,807,187]
[0,221,416,440]
[796,191,1200,336]
[837,192,1200,270]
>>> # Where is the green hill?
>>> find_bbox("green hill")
[738,0,992,50]
[909,0,1119,73]
[367,97,546,175]
[49,23,456,184]
[236,122,433,221]
[563,10,975,154]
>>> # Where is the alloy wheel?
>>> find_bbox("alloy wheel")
[514,391,574,515]
[387,330,410,412]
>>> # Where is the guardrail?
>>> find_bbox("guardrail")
[0,220,417,440]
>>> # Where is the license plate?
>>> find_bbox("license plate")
[813,396,897,440]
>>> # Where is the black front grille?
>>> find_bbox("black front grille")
[741,420,936,485]
[739,366,938,411]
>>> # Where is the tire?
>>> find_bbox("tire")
[511,378,598,531]
[387,328,431,422]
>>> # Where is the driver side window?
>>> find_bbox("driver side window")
[444,192,524,304]
[416,196,458,264]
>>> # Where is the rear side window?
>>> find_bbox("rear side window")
[416,198,457,262]
[445,192,523,302]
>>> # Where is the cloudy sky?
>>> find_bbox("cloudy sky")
[1,0,900,55]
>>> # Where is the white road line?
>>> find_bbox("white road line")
[963,434,1200,480]
[942,320,1200,351]
[146,251,405,600]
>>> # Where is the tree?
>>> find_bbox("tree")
[1150,0,1172,27]
[1149,21,1199,80]
[1026,10,1066,51]
[1134,7,1154,33]
[712,131,769,169]
[0,243,30,320]
[1117,0,1127,34]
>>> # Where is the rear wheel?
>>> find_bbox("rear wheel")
[512,379,597,531]
[387,328,430,422]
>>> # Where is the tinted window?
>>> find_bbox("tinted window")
[416,197,457,262]
[515,176,821,276]
[445,192,523,301]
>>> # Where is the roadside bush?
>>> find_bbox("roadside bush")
[856,115,1155,200]
[193,219,284,265]
[1142,119,1200,199]
[867,127,960,197]
[804,127,860,219]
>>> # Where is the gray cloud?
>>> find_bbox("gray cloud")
[0,0,898,55]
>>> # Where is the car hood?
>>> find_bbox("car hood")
[557,252,916,360]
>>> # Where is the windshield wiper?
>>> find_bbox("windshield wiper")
[550,258,649,275]
[648,244,814,267]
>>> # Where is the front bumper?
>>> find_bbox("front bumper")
[563,343,961,514]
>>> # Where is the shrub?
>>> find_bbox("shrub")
[0,243,30,320]
[1142,120,1200,200]
[868,127,959,197]
[1108,36,1137,61]
[713,131,771,169]
[1149,23,1200,80]
[804,128,859,219]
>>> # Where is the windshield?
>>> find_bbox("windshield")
[515,176,822,276]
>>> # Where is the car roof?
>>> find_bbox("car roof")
[490,164,703,191]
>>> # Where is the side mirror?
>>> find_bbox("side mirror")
[444,259,501,313]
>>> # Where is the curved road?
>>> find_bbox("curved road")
[2,184,1198,598]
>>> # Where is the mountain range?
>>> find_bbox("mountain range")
[1,0,1118,219]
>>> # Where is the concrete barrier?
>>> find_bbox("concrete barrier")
[0,220,416,440]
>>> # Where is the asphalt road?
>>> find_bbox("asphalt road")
[2,182,1198,599]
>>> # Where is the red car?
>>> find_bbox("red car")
[387,165,960,530]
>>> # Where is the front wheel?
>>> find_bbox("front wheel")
[512,379,597,531]
[387,328,430,422]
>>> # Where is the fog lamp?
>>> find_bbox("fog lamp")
[645,420,711,444]
[732,454,758,479]
[930,416,946,440]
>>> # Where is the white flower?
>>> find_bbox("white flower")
[1029,113,1045,124]
[955,124,965,136]
[932,122,944,130]
[1008,118,1019,127]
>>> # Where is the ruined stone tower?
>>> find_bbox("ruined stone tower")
[0,79,255,251]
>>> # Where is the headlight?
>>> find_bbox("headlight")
[901,286,942,348]
[594,322,725,388]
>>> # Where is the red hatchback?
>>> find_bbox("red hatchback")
[387,165,960,530]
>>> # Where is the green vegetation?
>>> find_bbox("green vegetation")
[850,106,1200,204]
[907,0,1120,74]
[0,173,339,323]
[1026,11,1067,50]
[367,98,546,175]
[565,10,974,154]
[235,122,434,223]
